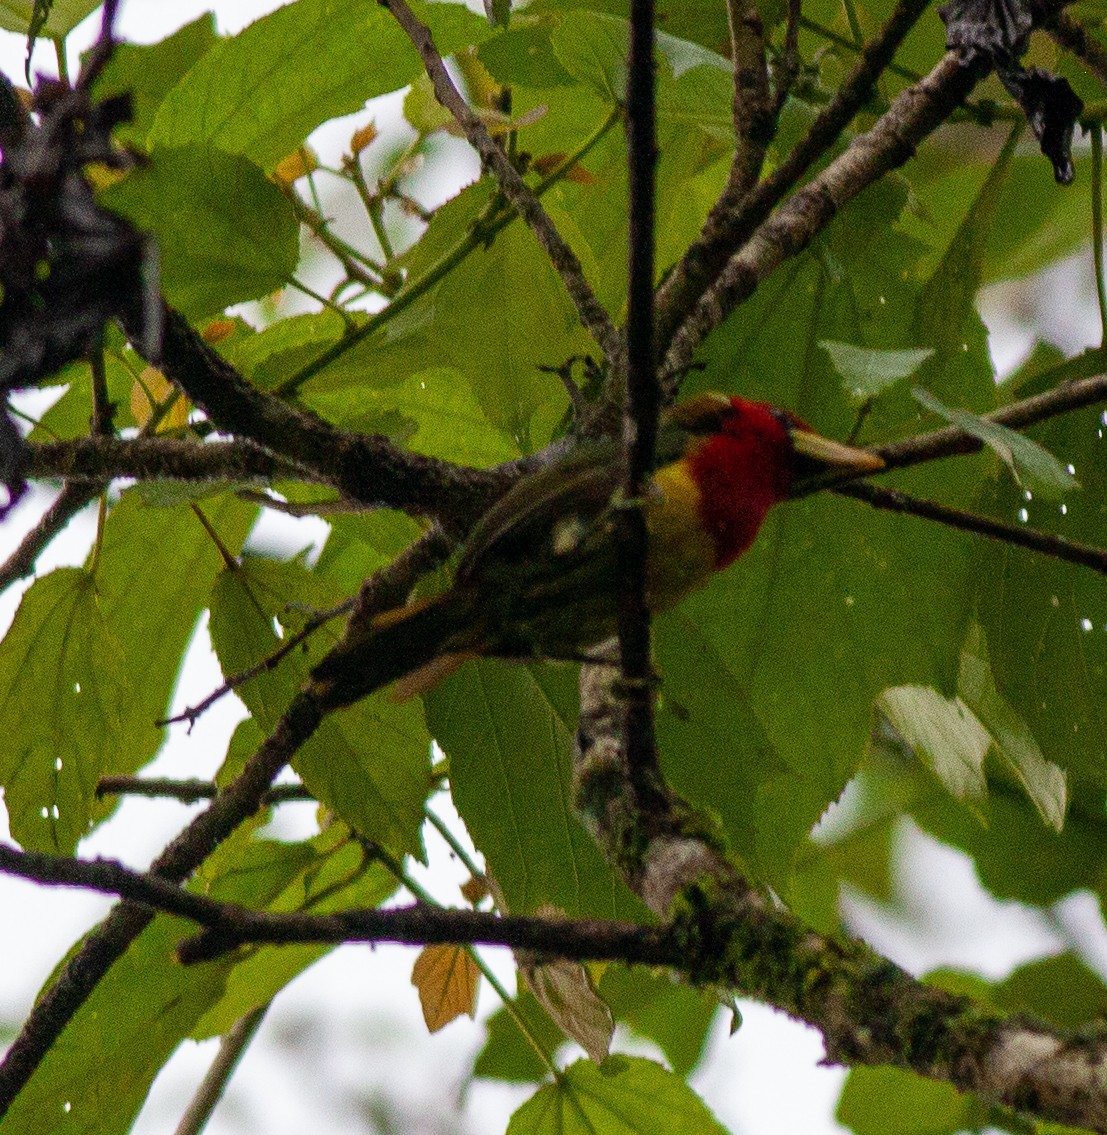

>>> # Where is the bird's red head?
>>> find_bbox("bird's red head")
[667,393,882,569]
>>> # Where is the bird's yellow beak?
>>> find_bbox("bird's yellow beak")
[790,429,885,474]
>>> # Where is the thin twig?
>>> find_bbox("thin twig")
[836,482,1107,574]
[173,1006,268,1135]
[380,0,622,368]
[159,598,353,728]
[95,776,314,804]
[1093,128,1107,346]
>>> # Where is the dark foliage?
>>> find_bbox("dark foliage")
[0,20,147,513]
[939,0,1084,183]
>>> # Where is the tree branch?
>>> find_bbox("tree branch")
[665,52,988,374]
[616,0,664,807]
[1046,11,1107,89]
[0,842,671,966]
[26,436,308,486]
[380,0,623,368]
[655,0,941,353]
[95,776,313,805]
[118,306,509,530]
[0,482,100,589]
[836,481,1107,574]
[723,0,772,202]
[574,658,1107,1133]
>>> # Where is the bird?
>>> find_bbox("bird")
[311,393,884,706]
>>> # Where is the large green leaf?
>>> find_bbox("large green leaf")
[507,1057,728,1135]
[148,0,490,171]
[425,659,644,918]
[837,1066,985,1135]
[91,491,257,778]
[207,556,432,858]
[191,828,398,1037]
[100,145,299,319]
[0,569,128,853]
[0,916,233,1135]
[92,14,219,148]
[305,366,520,468]
[974,404,1107,789]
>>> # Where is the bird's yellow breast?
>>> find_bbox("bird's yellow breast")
[645,459,718,610]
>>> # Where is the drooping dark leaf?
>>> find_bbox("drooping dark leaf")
[938,0,1084,184]
[997,66,1084,185]
[0,44,151,509]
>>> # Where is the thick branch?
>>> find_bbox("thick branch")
[723,0,772,202]
[1046,12,1107,88]
[381,0,622,368]
[120,306,508,529]
[616,0,663,804]
[27,436,308,486]
[574,659,1107,1132]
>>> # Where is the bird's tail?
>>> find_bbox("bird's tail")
[311,591,479,707]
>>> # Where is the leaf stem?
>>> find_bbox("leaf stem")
[276,106,621,398]
[1092,127,1107,347]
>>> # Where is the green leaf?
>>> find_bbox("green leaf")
[305,366,520,467]
[475,989,567,1082]
[994,953,1107,1029]
[192,830,397,1037]
[297,699,433,861]
[507,1057,728,1135]
[92,14,219,148]
[958,624,1067,832]
[92,492,257,778]
[0,0,95,36]
[207,556,432,858]
[974,403,1107,793]
[0,569,129,853]
[878,685,991,803]
[100,145,299,319]
[837,1066,984,1135]
[912,386,1078,499]
[597,967,717,1077]
[820,341,934,403]
[149,0,490,171]
[423,217,586,448]
[654,612,790,874]
[425,660,644,918]
[0,916,233,1135]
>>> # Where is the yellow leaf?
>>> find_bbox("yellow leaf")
[350,121,379,155]
[272,146,318,189]
[411,944,480,1032]
[202,318,236,344]
[131,367,188,431]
